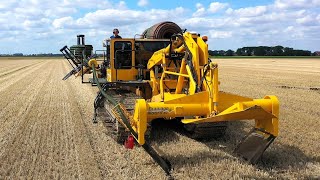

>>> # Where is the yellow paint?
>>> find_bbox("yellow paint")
[88,59,98,68]
[99,33,280,146]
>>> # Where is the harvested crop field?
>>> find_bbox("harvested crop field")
[0,57,319,179]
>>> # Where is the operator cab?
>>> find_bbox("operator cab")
[103,38,170,82]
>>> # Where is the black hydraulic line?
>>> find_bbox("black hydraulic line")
[199,64,209,89]
[199,58,214,92]
[91,65,172,175]
[141,144,172,175]
[81,58,84,83]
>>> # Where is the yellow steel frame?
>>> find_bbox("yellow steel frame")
[70,33,279,148]
[129,32,279,145]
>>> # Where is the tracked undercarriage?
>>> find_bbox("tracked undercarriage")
[96,88,228,143]
[184,121,228,139]
[95,89,152,143]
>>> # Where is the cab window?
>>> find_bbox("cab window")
[114,41,132,69]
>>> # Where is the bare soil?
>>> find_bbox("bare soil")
[0,58,319,179]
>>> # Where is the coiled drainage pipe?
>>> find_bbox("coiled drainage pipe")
[141,21,182,39]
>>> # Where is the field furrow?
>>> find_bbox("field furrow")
[0,61,52,156]
[0,60,43,72]
[0,61,44,77]
[0,58,319,179]
[0,61,47,93]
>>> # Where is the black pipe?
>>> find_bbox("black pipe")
[77,36,80,45]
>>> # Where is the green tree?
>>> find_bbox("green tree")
[254,46,266,56]
[225,49,234,56]
[236,48,243,56]
[271,45,284,56]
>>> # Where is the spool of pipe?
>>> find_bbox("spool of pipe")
[141,21,182,39]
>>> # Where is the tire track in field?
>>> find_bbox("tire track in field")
[0,60,43,78]
[0,60,50,122]
[24,62,70,179]
[0,61,51,155]
[0,61,55,178]
[27,60,100,179]
[29,60,82,179]
[0,60,44,80]
[60,60,105,179]
[60,60,139,178]
[61,60,119,178]
[60,60,166,179]
[0,60,47,93]
[0,60,84,179]
[0,60,41,72]
[63,83,104,179]
[0,60,102,179]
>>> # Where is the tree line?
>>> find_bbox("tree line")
[1,45,319,57]
[209,46,318,56]
[0,53,63,57]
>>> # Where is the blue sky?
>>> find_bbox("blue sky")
[0,0,319,54]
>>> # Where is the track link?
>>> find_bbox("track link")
[184,121,228,139]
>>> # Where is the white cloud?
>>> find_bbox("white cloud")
[182,17,230,30]
[0,0,319,54]
[284,26,294,33]
[181,1,320,51]
[193,2,228,17]
[274,0,320,9]
[193,3,206,17]
[52,7,186,29]
[283,26,305,38]
[52,17,74,29]
[296,15,315,26]
[226,6,267,17]
[283,26,305,39]
[209,30,233,38]
[0,1,19,10]
[208,2,228,13]
[138,0,148,7]
[23,18,51,29]
[118,1,127,9]
[196,3,203,9]
[44,7,78,18]
[63,0,107,8]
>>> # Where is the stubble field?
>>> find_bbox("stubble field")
[0,57,319,179]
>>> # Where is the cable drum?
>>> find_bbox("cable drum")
[141,21,182,39]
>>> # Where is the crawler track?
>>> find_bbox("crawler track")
[184,121,228,139]
[96,89,151,143]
